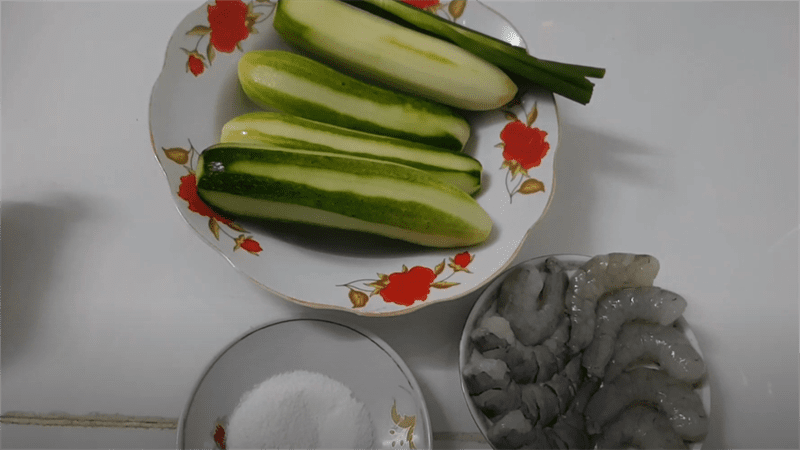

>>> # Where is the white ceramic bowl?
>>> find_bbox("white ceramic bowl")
[178,318,431,449]
[149,0,559,316]
[459,254,711,449]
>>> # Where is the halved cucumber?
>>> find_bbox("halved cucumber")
[196,143,493,248]
[272,0,518,111]
[238,50,470,151]
[220,112,482,195]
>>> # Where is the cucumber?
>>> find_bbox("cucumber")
[220,112,483,195]
[272,0,518,111]
[238,50,470,152]
[196,143,492,248]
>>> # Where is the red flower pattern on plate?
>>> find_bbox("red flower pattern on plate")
[342,252,475,308]
[496,101,549,202]
[162,140,262,255]
[213,422,226,449]
[379,266,438,306]
[403,0,467,20]
[450,251,474,273]
[178,173,234,226]
[181,0,275,76]
[186,52,205,76]
[207,0,251,53]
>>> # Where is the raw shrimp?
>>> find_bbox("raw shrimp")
[487,409,533,449]
[497,258,568,346]
[524,427,560,450]
[472,381,522,419]
[582,286,688,378]
[595,405,688,449]
[487,411,557,450]
[584,367,708,442]
[501,341,539,384]
[542,315,570,364]
[520,355,583,428]
[543,373,573,415]
[520,382,560,426]
[550,378,600,450]
[470,311,517,353]
[531,342,559,384]
[605,322,706,383]
[566,253,660,353]
[493,316,570,384]
[462,350,511,395]
[560,354,584,391]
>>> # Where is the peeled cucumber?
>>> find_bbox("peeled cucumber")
[196,143,493,248]
[220,112,483,195]
[272,0,518,111]
[238,50,470,151]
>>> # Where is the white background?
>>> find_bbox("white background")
[2,0,798,448]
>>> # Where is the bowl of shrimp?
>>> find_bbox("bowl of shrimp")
[459,253,711,449]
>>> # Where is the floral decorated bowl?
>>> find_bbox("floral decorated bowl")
[149,0,560,316]
[178,318,431,449]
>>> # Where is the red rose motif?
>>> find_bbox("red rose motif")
[379,266,437,306]
[207,0,250,53]
[213,424,226,449]
[235,235,262,255]
[450,251,474,272]
[500,120,550,175]
[178,173,234,226]
[401,0,440,8]
[187,53,205,76]
[454,251,472,268]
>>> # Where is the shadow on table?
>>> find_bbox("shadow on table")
[521,119,675,257]
[1,197,96,367]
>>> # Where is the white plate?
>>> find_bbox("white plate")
[459,254,711,449]
[148,0,559,316]
[178,318,431,449]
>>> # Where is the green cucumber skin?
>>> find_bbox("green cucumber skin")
[273,0,518,111]
[237,50,469,152]
[220,112,482,194]
[196,144,492,248]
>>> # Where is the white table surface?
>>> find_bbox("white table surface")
[2,1,798,449]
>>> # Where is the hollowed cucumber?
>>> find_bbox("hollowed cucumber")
[272,0,518,111]
[238,50,470,151]
[220,112,483,195]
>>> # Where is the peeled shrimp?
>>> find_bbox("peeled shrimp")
[487,410,533,450]
[500,341,539,384]
[582,286,688,378]
[550,378,600,450]
[605,322,706,383]
[472,381,521,419]
[487,410,561,450]
[595,405,688,449]
[566,253,660,353]
[520,355,583,429]
[491,315,570,384]
[497,258,568,346]
[462,350,511,395]
[585,367,709,442]
[520,382,560,426]
[470,311,517,353]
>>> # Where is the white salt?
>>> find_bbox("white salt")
[226,370,374,449]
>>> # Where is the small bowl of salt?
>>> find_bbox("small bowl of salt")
[178,318,431,449]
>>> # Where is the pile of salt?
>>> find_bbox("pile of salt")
[226,370,374,449]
